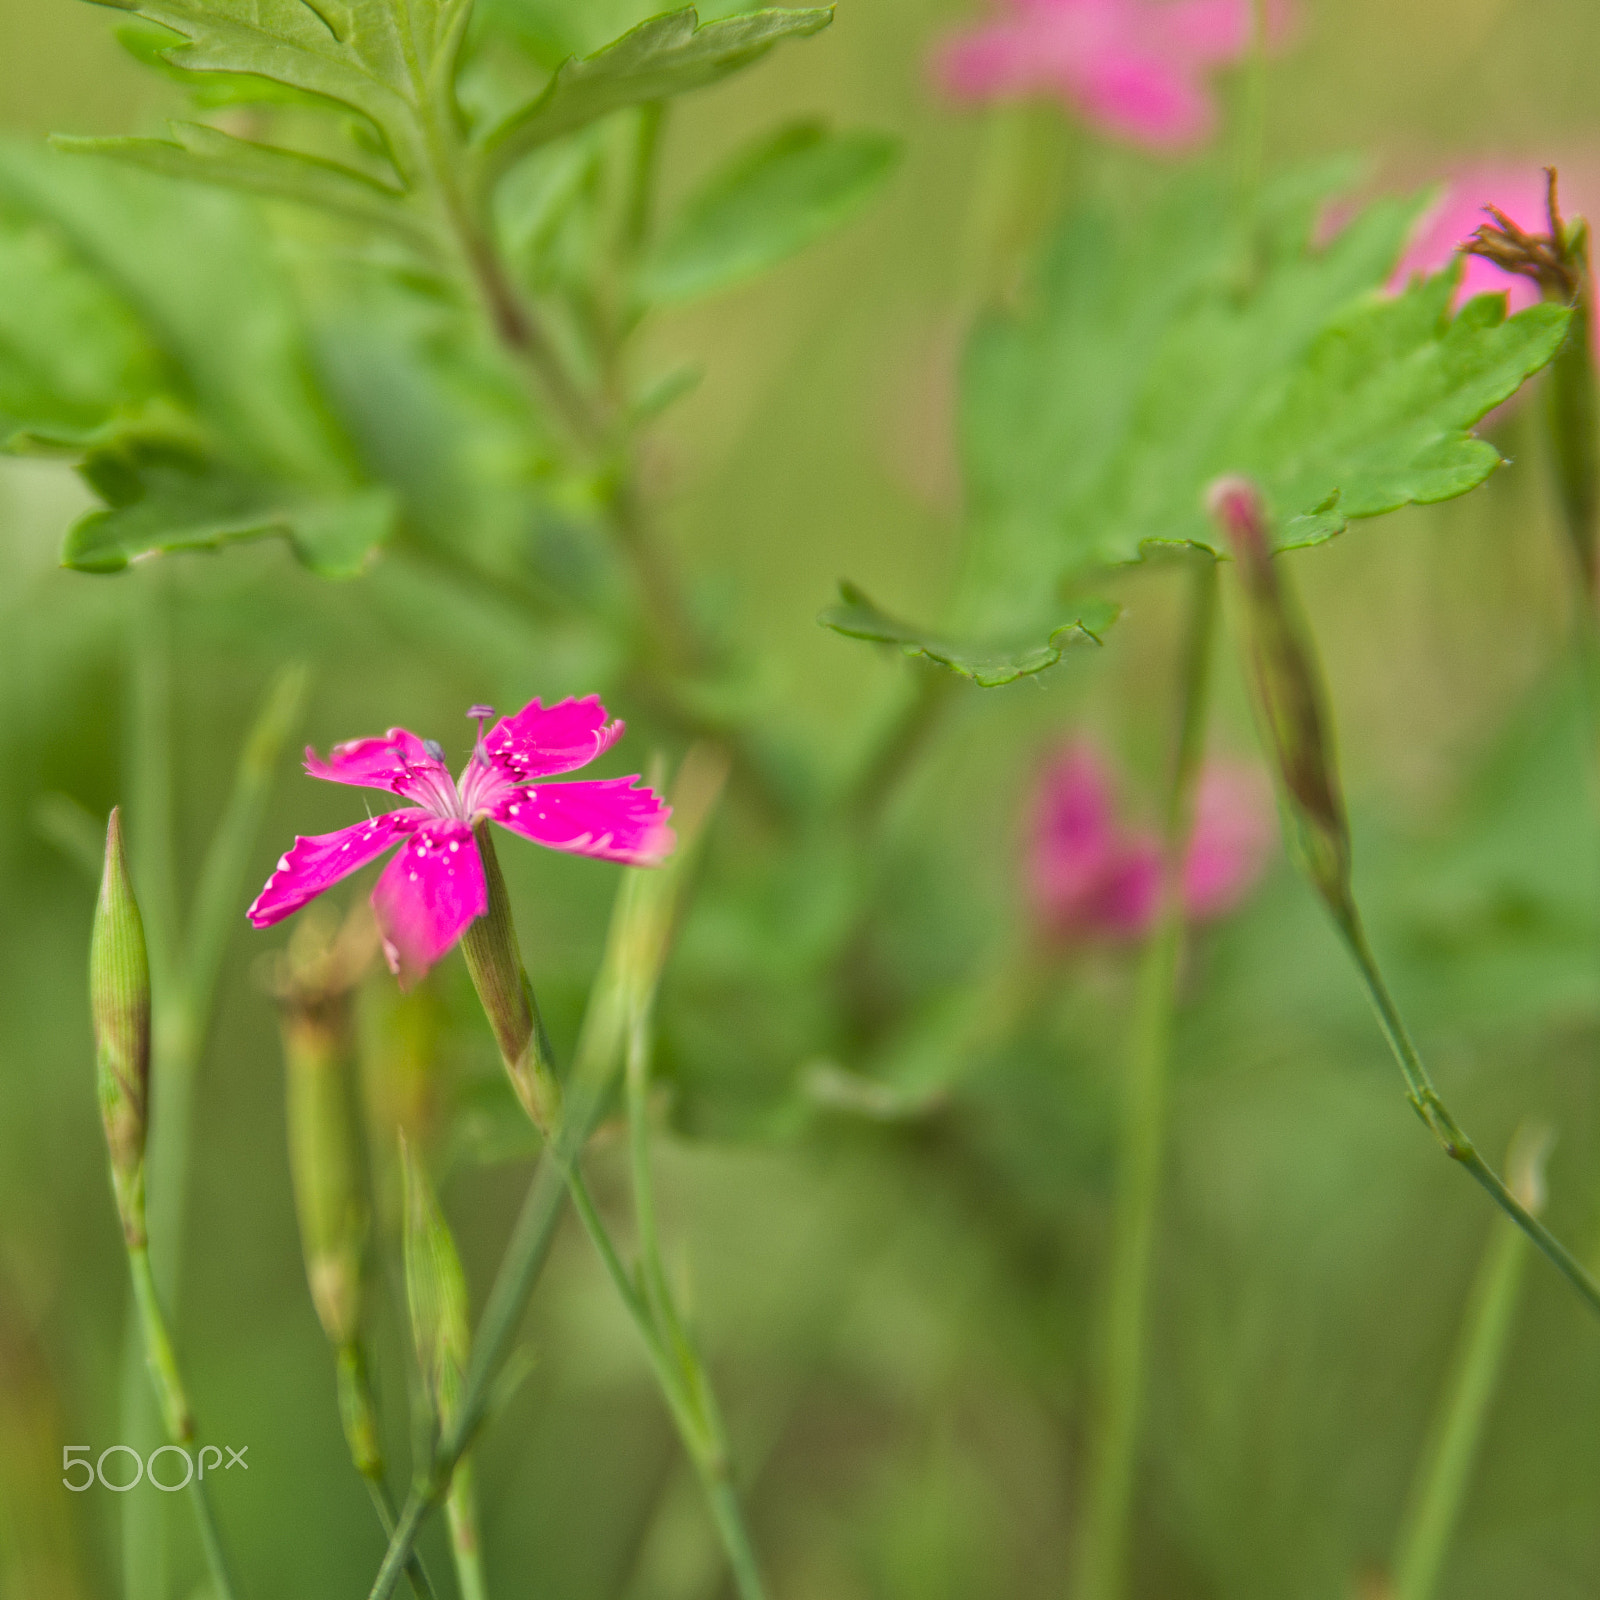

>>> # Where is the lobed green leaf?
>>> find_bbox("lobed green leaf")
[828,167,1572,685]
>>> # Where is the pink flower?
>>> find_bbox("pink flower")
[934,0,1289,152]
[1027,741,1273,941]
[249,697,672,984]
[1390,166,1556,312]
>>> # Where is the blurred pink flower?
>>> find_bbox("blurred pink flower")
[934,0,1289,152]
[1027,741,1274,942]
[1390,166,1555,312]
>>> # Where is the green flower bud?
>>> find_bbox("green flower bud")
[1209,477,1352,915]
[267,908,375,1352]
[400,1137,469,1429]
[90,808,150,1247]
[458,823,561,1136]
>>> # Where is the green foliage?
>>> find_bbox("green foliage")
[0,143,395,575]
[824,170,1570,684]
[83,0,473,184]
[637,120,899,304]
[478,7,834,182]
[819,581,1117,688]
[54,124,421,239]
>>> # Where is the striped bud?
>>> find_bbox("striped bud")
[1209,477,1353,915]
[90,808,150,1247]
[400,1137,469,1429]
[267,909,375,1352]
[458,824,561,1135]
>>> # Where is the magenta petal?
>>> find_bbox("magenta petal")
[1027,743,1121,930]
[1077,52,1214,148]
[371,819,487,986]
[1159,0,1254,59]
[1181,761,1276,921]
[1093,837,1162,938]
[247,809,423,928]
[935,26,1046,99]
[305,727,456,809]
[491,778,674,865]
[1390,169,1551,313]
[481,696,624,783]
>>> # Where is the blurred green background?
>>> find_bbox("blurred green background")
[6,1,1600,1597]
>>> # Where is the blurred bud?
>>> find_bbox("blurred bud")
[264,905,377,1352]
[1505,1122,1554,1216]
[1208,477,1352,914]
[400,1137,469,1429]
[90,808,150,1247]
[458,824,561,1136]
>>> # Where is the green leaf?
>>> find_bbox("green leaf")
[86,0,473,184]
[637,120,898,303]
[0,192,170,450]
[818,582,1118,688]
[479,6,833,182]
[53,126,420,238]
[0,142,395,578]
[65,442,395,578]
[828,169,1570,685]
[962,172,1567,594]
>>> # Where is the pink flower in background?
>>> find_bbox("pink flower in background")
[249,697,672,984]
[1027,741,1273,942]
[1390,166,1555,312]
[934,0,1290,152]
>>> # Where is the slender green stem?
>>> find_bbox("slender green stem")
[1233,0,1270,217]
[372,769,724,1600]
[1332,911,1600,1319]
[122,582,179,1600]
[622,1015,768,1600]
[366,1475,440,1600]
[444,1457,489,1600]
[126,1245,239,1600]
[703,1477,769,1600]
[1072,560,1218,1600]
[1390,1200,1534,1600]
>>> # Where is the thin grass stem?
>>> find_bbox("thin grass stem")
[1072,559,1218,1600]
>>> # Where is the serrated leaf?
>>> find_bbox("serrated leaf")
[818,582,1118,688]
[479,6,833,182]
[54,126,420,239]
[637,121,898,304]
[88,0,472,179]
[65,443,395,577]
[961,171,1568,604]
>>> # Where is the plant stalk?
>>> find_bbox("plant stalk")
[1071,559,1218,1600]
[1389,1134,1544,1600]
[1331,911,1600,1318]
[126,1244,238,1600]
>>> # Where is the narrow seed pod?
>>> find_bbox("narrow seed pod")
[399,1137,469,1428]
[268,909,375,1352]
[458,823,561,1135]
[90,808,150,1247]
[1208,477,1353,915]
